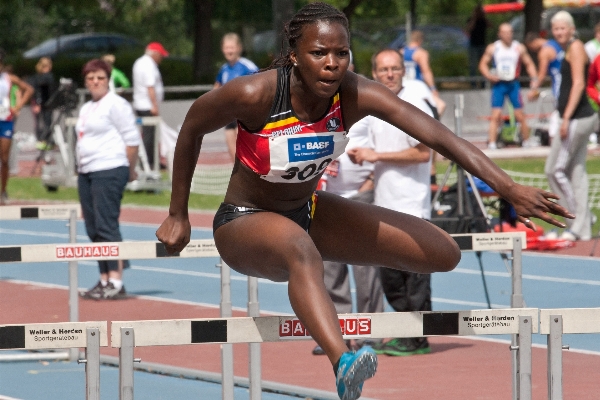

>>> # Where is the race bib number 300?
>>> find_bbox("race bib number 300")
[262,131,348,183]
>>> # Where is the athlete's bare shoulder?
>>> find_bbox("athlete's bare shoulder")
[216,69,279,130]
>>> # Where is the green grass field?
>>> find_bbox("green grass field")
[7,156,600,236]
[6,177,224,211]
[436,157,600,235]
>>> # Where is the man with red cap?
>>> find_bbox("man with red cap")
[132,42,168,167]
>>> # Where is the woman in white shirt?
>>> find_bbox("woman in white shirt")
[77,59,139,300]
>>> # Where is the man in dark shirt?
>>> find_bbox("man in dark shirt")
[466,4,490,87]
[27,57,56,147]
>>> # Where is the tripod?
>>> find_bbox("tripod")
[31,105,75,176]
[431,94,493,308]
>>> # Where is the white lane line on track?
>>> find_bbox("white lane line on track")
[452,267,600,286]
[94,264,507,308]
[131,265,600,287]
[2,278,287,316]
[431,297,508,309]
[0,228,89,241]
[129,264,287,286]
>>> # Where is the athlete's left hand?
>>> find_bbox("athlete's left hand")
[503,184,573,230]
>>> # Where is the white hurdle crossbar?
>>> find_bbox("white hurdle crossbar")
[112,308,537,400]
[0,321,107,400]
[540,308,600,400]
[0,204,81,220]
[0,239,220,263]
[0,204,82,361]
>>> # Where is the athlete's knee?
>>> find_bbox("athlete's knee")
[430,238,461,273]
[287,239,323,270]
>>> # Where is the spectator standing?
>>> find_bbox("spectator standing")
[348,48,434,356]
[214,33,259,161]
[466,4,491,86]
[545,11,598,242]
[77,59,139,299]
[133,42,168,168]
[479,23,538,149]
[101,54,131,93]
[525,33,564,144]
[525,33,564,101]
[28,57,55,149]
[156,3,572,397]
[402,30,446,115]
[587,36,600,106]
[400,30,445,185]
[0,49,34,204]
[5,65,23,176]
[585,22,600,62]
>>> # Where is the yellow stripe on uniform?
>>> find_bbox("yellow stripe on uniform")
[263,116,300,130]
[310,192,319,220]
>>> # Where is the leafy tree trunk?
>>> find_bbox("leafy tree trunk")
[524,0,543,37]
[272,0,295,57]
[193,0,213,83]
[342,0,365,27]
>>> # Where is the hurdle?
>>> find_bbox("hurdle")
[452,231,526,399]
[0,237,234,395]
[0,321,107,400]
[0,204,81,361]
[1,231,528,398]
[112,307,537,400]
[540,307,600,400]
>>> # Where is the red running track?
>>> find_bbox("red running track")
[2,206,600,398]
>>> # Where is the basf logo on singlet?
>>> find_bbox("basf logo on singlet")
[288,135,334,162]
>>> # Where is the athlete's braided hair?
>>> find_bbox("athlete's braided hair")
[266,2,349,70]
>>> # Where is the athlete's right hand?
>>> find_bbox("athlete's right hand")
[156,215,191,254]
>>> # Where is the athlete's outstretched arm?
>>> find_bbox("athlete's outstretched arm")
[157,72,274,252]
[344,74,574,228]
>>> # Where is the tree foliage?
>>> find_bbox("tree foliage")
[0,0,544,82]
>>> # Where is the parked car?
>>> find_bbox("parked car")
[23,33,143,59]
[385,25,469,54]
[253,25,468,56]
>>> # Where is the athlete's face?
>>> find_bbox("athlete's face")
[551,20,575,46]
[222,40,242,65]
[291,21,350,98]
[372,51,404,95]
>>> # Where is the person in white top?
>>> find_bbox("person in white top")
[347,48,433,357]
[77,59,140,300]
[479,23,537,149]
[132,42,168,167]
[585,22,600,63]
[0,48,34,204]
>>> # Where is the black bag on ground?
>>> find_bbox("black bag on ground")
[430,184,488,234]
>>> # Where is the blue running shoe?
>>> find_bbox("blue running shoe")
[336,346,378,400]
